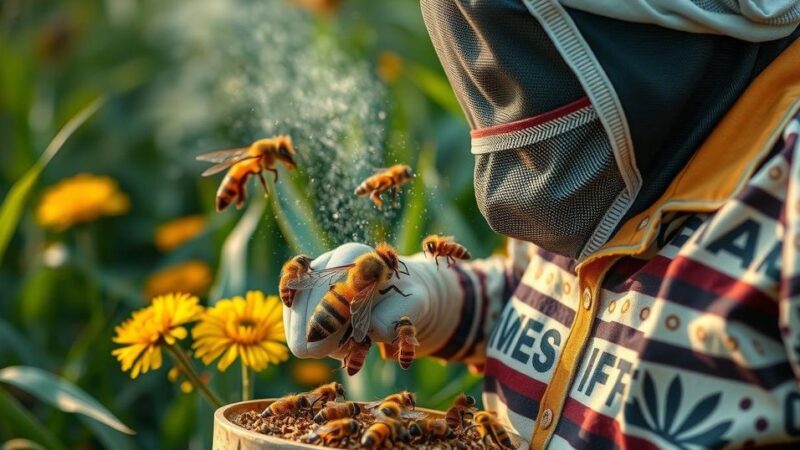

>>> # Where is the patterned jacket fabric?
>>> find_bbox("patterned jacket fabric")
[427,41,800,449]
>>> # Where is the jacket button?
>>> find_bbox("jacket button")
[582,288,592,310]
[540,408,553,429]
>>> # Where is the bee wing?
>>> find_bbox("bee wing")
[400,335,420,346]
[508,432,526,449]
[400,411,428,420]
[200,160,242,176]
[364,398,383,410]
[196,147,250,163]
[349,282,379,343]
[286,264,353,290]
[314,422,340,435]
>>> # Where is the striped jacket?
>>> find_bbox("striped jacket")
[429,37,800,449]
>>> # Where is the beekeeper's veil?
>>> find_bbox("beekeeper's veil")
[421,0,800,260]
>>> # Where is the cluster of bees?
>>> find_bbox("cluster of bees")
[198,135,472,375]
[260,382,518,449]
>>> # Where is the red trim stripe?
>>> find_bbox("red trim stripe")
[485,357,660,450]
[560,398,662,450]
[470,97,592,138]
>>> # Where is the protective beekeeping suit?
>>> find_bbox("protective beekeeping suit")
[287,1,800,448]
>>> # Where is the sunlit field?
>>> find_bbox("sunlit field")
[0,0,503,448]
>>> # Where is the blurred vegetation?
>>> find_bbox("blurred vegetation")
[0,0,503,448]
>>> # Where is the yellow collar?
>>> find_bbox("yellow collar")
[579,38,800,270]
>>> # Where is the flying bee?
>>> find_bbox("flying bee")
[409,418,455,441]
[196,135,297,211]
[313,401,361,423]
[299,243,411,344]
[360,418,410,450]
[303,418,361,447]
[259,394,310,418]
[445,394,477,430]
[278,254,312,307]
[340,325,371,376]
[469,411,518,450]
[354,164,414,209]
[392,316,419,369]
[422,235,471,268]
[306,381,346,410]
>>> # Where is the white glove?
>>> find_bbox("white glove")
[283,243,464,360]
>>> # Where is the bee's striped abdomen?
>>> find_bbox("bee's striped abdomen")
[452,243,471,260]
[398,344,414,369]
[307,284,351,342]
[215,174,241,211]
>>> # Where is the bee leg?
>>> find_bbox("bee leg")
[434,255,440,268]
[267,167,279,182]
[398,260,410,276]
[379,285,411,297]
[391,186,398,205]
[257,172,270,197]
[370,191,383,208]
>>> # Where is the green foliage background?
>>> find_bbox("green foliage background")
[0,0,503,448]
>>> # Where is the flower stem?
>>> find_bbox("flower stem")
[241,362,252,401]
[166,344,223,409]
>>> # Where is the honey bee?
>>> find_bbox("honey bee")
[366,391,416,418]
[196,135,297,211]
[301,243,410,344]
[303,418,361,447]
[392,316,419,369]
[354,164,414,209]
[278,254,312,307]
[313,401,361,423]
[445,394,477,430]
[306,381,346,410]
[422,235,471,268]
[471,411,517,449]
[360,418,410,450]
[259,394,310,418]
[340,326,371,376]
[409,418,455,441]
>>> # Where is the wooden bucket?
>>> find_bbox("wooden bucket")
[213,399,528,449]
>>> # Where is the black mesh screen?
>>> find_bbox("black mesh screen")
[474,118,625,258]
[420,0,587,129]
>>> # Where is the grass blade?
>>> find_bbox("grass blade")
[0,366,134,435]
[0,96,105,263]
[0,386,66,450]
[209,197,266,302]
[396,145,432,255]
[406,64,463,118]
[2,439,47,450]
[269,175,329,256]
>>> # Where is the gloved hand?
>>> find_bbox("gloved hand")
[283,243,464,360]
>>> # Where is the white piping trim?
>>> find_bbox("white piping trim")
[471,105,597,154]
[521,0,641,198]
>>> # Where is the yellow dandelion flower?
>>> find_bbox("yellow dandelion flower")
[154,215,207,252]
[192,291,288,372]
[145,260,212,299]
[37,173,130,231]
[377,51,404,85]
[291,360,332,387]
[112,293,204,379]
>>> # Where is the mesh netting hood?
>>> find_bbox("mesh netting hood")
[421,0,799,259]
